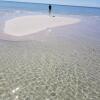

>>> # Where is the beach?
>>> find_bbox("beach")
[0,1,100,100]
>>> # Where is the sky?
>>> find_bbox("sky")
[3,0,100,7]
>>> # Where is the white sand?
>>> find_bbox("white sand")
[4,15,80,36]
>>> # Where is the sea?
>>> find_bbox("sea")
[0,1,100,16]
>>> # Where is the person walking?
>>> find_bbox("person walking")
[49,4,52,16]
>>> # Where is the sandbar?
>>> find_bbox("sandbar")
[4,15,80,36]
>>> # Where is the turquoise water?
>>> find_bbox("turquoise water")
[0,1,100,16]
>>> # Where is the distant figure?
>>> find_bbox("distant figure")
[49,4,52,15]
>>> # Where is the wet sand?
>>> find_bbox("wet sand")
[0,9,100,100]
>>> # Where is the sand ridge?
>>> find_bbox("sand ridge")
[4,15,80,36]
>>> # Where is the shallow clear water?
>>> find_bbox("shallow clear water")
[0,1,100,100]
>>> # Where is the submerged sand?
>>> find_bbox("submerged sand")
[4,15,80,36]
[0,9,100,100]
